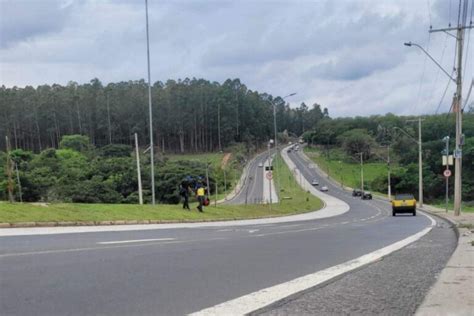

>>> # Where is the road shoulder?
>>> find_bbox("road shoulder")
[415,206,474,316]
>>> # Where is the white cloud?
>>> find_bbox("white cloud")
[0,0,472,118]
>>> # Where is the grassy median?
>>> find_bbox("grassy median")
[0,154,322,223]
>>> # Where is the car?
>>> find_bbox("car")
[287,149,292,153]
[311,179,319,186]
[258,162,263,168]
[320,186,328,192]
[352,189,362,197]
[361,191,372,200]
[391,194,417,216]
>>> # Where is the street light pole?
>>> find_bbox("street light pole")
[395,122,424,207]
[272,93,296,198]
[145,0,155,205]
[406,9,474,215]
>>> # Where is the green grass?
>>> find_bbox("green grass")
[432,202,474,213]
[0,153,323,223]
[166,153,225,168]
[304,147,388,190]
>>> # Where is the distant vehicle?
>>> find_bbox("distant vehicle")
[311,179,319,186]
[361,191,372,200]
[287,149,292,153]
[352,189,362,197]
[391,194,417,216]
[258,162,263,168]
[320,186,328,192]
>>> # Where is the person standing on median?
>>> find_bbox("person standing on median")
[180,182,190,211]
[196,184,205,212]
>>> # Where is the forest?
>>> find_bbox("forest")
[1,77,473,204]
[0,78,327,153]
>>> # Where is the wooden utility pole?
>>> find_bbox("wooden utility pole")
[429,1,473,215]
[5,136,14,203]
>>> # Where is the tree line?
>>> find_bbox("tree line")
[0,78,328,153]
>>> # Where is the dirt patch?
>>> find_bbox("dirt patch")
[221,153,232,168]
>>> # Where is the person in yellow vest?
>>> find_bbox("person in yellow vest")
[196,184,206,212]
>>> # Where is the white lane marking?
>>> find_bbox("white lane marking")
[97,238,175,245]
[217,229,233,232]
[190,212,436,316]
[0,237,228,258]
[254,226,324,237]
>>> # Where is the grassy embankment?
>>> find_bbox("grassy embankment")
[304,147,388,190]
[0,153,323,223]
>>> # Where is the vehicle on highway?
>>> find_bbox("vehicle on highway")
[352,189,362,196]
[391,194,417,216]
[361,191,372,200]
[258,162,263,168]
[311,179,319,186]
[287,149,292,153]
[320,186,328,192]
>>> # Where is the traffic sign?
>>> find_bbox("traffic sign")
[443,169,452,178]
[266,171,273,180]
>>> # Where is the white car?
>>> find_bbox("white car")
[258,162,263,168]
[311,179,319,186]
[320,186,329,192]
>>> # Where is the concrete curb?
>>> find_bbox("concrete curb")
[415,207,473,316]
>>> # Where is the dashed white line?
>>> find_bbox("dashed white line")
[97,238,175,245]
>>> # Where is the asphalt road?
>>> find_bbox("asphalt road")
[0,150,454,316]
[225,151,268,205]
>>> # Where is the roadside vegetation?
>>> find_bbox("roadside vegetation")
[302,113,474,204]
[0,152,322,223]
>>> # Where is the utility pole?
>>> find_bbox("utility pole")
[387,145,391,200]
[145,0,155,204]
[218,102,221,152]
[267,141,272,210]
[359,152,364,192]
[443,136,451,213]
[5,136,14,203]
[407,118,424,207]
[107,91,112,144]
[14,162,22,203]
[134,133,143,205]
[427,0,473,215]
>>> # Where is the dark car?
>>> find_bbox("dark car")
[352,189,362,197]
[361,191,372,200]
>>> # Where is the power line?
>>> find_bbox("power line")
[435,71,455,114]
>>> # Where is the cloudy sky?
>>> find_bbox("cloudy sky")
[0,0,472,117]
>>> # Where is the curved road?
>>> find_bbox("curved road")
[0,150,456,315]
[225,151,269,205]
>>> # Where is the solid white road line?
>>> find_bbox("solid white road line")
[190,212,436,316]
[97,238,175,245]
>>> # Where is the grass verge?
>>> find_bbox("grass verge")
[304,147,388,190]
[0,153,322,223]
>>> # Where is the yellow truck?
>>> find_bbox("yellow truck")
[391,194,417,216]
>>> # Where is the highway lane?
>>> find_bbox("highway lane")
[0,150,440,316]
[225,151,268,205]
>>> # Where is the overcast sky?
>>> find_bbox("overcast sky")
[0,0,472,117]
